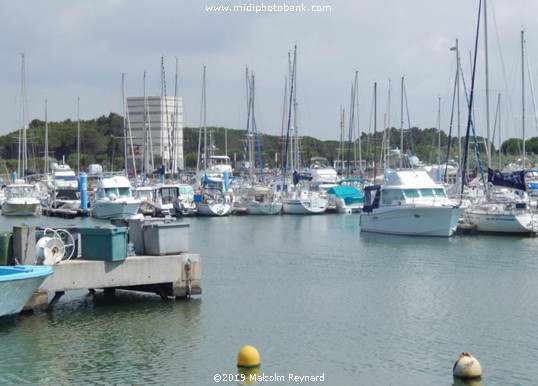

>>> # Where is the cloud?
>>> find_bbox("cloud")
[1,0,538,147]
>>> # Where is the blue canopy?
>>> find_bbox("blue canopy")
[327,185,364,200]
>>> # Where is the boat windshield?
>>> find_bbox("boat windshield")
[403,189,420,199]
[419,188,435,198]
[103,188,118,198]
[381,189,405,204]
[180,186,194,195]
[55,176,77,182]
[118,187,131,197]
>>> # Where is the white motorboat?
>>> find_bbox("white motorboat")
[1,181,42,216]
[307,157,339,184]
[360,169,463,236]
[46,162,80,210]
[90,175,141,219]
[326,178,365,214]
[138,184,197,217]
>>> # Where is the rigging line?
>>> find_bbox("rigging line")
[490,0,519,144]
[347,82,355,178]
[283,46,296,184]
[161,56,173,172]
[461,0,486,198]
[523,36,538,137]
[402,80,415,156]
[461,55,487,194]
[444,59,459,183]
[242,68,251,172]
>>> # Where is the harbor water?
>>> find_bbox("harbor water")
[0,214,537,385]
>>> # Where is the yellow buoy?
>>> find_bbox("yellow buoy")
[237,345,260,369]
[453,352,482,379]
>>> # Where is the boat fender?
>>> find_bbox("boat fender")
[184,258,192,297]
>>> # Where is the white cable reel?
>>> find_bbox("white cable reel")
[36,228,76,265]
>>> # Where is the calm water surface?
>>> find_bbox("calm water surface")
[0,214,537,385]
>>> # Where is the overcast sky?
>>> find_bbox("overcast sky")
[1,0,538,145]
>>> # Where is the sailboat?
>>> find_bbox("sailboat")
[235,70,282,215]
[191,66,233,216]
[279,46,328,215]
[2,53,43,217]
[463,24,537,234]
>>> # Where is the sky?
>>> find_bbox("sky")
[1,0,538,145]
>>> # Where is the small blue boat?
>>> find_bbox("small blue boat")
[0,265,53,323]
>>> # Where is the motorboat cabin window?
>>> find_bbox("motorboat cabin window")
[118,187,131,197]
[180,186,194,195]
[160,187,179,204]
[433,188,447,198]
[104,188,116,198]
[56,175,77,182]
[419,188,435,198]
[403,189,420,199]
[381,189,405,205]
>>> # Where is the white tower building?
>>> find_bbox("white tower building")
[127,95,184,176]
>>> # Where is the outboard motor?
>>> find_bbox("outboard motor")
[173,199,184,217]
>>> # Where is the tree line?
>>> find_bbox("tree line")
[0,112,533,175]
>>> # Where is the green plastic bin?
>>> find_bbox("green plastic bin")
[79,226,127,261]
[0,232,13,266]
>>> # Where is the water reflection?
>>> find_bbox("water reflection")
[2,291,203,385]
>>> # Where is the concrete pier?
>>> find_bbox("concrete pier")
[29,253,201,310]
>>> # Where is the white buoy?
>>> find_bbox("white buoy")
[453,352,482,379]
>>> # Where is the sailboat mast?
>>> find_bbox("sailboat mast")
[355,71,362,177]
[203,66,207,170]
[77,97,80,175]
[455,38,462,170]
[122,73,128,175]
[19,53,28,178]
[250,73,256,181]
[484,0,491,168]
[373,82,377,181]
[45,100,49,175]
[497,93,502,170]
[400,76,404,169]
[521,29,526,167]
[283,46,297,178]
[173,57,180,178]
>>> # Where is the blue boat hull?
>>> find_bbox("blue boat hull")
[0,265,53,323]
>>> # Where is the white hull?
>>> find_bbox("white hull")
[360,206,463,236]
[244,201,283,215]
[330,198,362,214]
[0,266,53,323]
[2,201,41,216]
[195,202,232,216]
[281,197,327,214]
[91,200,141,219]
[465,210,536,234]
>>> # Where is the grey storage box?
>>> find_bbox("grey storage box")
[128,217,172,255]
[142,222,190,255]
